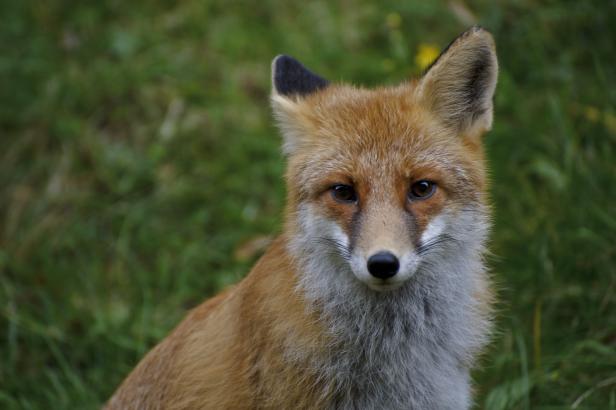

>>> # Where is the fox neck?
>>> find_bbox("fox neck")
[284,204,492,410]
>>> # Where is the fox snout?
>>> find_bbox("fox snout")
[342,198,422,291]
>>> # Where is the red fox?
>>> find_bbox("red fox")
[106,26,498,409]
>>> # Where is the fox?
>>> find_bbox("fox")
[106,26,498,410]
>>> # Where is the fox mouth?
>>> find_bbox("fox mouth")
[363,280,407,292]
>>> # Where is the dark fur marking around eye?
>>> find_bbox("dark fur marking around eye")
[349,208,362,252]
[273,55,329,97]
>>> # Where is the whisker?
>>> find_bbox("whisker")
[456,206,489,218]
[416,233,460,256]
[313,237,352,261]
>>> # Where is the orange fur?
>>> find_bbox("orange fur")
[107,237,333,409]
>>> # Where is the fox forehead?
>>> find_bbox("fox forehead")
[284,84,485,198]
[289,84,428,147]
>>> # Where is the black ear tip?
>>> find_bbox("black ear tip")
[273,54,299,72]
[272,55,305,84]
[272,54,329,97]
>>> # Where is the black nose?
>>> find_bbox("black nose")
[367,252,399,279]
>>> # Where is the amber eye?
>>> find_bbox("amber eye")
[409,180,436,200]
[331,184,358,203]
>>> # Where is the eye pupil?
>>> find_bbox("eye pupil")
[409,180,436,199]
[332,185,357,203]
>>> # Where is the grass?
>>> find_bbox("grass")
[1,0,615,408]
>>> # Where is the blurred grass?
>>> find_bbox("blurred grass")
[1,0,615,408]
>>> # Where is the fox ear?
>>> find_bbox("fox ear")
[417,26,498,138]
[271,55,329,98]
[271,55,329,155]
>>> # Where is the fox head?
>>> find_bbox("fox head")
[271,27,497,294]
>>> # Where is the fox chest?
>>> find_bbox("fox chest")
[317,343,472,410]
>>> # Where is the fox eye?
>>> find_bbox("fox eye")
[331,184,358,203]
[409,180,436,200]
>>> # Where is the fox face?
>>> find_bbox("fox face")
[272,27,497,296]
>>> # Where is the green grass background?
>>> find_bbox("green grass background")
[1,0,615,408]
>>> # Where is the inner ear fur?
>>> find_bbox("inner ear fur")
[417,26,498,138]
